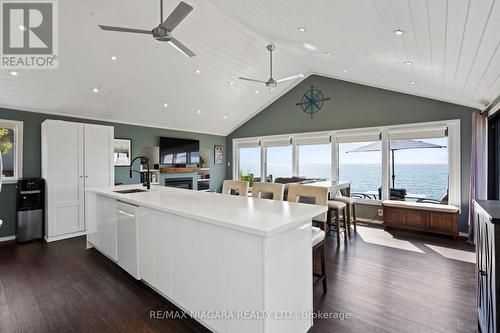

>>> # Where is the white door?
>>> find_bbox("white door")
[45,121,85,236]
[84,124,114,189]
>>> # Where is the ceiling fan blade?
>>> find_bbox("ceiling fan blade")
[169,37,196,57]
[99,25,152,35]
[161,1,193,31]
[238,77,267,84]
[276,73,305,83]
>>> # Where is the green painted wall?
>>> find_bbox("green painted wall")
[226,74,478,232]
[0,107,226,238]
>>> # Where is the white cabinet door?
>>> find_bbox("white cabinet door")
[155,212,173,298]
[154,211,198,311]
[83,124,114,189]
[96,196,117,260]
[43,121,85,236]
[138,207,156,285]
[198,223,227,333]
[169,214,198,312]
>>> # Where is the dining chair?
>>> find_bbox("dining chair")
[251,182,285,201]
[221,180,249,197]
[332,187,357,237]
[287,183,328,293]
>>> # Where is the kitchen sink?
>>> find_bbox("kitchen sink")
[113,189,148,194]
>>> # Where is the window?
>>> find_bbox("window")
[297,143,331,179]
[233,119,460,208]
[338,140,381,199]
[388,134,448,202]
[238,147,261,180]
[0,120,23,184]
[265,145,292,182]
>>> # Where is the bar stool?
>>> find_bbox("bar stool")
[327,200,347,246]
[287,183,328,293]
[251,182,285,201]
[222,180,249,196]
[332,188,357,237]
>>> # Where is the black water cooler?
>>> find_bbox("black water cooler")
[16,178,44,242]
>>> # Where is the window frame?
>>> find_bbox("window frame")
[233,119,461,210]
[0,119,23,184]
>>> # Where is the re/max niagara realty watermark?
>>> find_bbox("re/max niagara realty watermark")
[1,0,58,69]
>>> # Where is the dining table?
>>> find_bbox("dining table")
[305,180,352,198]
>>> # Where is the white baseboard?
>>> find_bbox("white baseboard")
[44,230,87,243]
[0,235,15,243]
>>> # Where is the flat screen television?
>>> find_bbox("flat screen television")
[160,137,200,165]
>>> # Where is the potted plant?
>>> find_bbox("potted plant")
[239,171,254,187]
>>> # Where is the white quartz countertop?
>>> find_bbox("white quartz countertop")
[87,185,327,237]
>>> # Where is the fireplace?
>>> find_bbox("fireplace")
[165,177,193,190]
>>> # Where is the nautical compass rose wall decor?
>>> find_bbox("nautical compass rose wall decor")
[296,85,330,118]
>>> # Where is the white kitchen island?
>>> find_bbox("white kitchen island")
[85,185,327,333]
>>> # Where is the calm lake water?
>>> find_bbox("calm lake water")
[240,163,449,201]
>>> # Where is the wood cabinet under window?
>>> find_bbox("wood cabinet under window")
[382,202,459,238]
[474,200,500,333]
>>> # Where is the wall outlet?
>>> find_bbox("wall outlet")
[377,209,383,217]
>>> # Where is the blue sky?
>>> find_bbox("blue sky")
[240,137,449,168]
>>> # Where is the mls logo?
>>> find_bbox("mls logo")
[1,0,58,69]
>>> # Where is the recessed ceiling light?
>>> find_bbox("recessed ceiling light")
[404,61,412,65]
[8,70,18,76]
[223,115,228,119]
[93,88,99,93]
[255,90,259,94]
[298,27,306,32]
[409,80,416,85]
[197,110,202,114]
[18,25,27,31]
[163,103,168,108]
[393,29,405,36]
[302,43,318,51]
[229,81,234,85]
[342,69,348,73]
[195,69,201,74]
[324,52,331,56]
[111,56,117,61]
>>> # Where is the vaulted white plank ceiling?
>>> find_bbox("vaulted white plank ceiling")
[1,0,499,135]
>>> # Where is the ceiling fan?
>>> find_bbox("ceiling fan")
[99,0,195,57]
[239,45,304,87]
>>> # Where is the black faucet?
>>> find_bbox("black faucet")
[129,156,151,190]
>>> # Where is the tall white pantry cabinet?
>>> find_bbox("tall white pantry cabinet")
[42,120,114,242]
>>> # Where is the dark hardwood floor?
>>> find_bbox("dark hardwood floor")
[0,225,476,333]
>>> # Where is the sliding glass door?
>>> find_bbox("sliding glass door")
[489,114,500,200]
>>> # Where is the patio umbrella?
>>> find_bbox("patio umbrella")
[346,139,446,188]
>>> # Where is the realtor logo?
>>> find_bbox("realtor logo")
[1,0,58,69]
